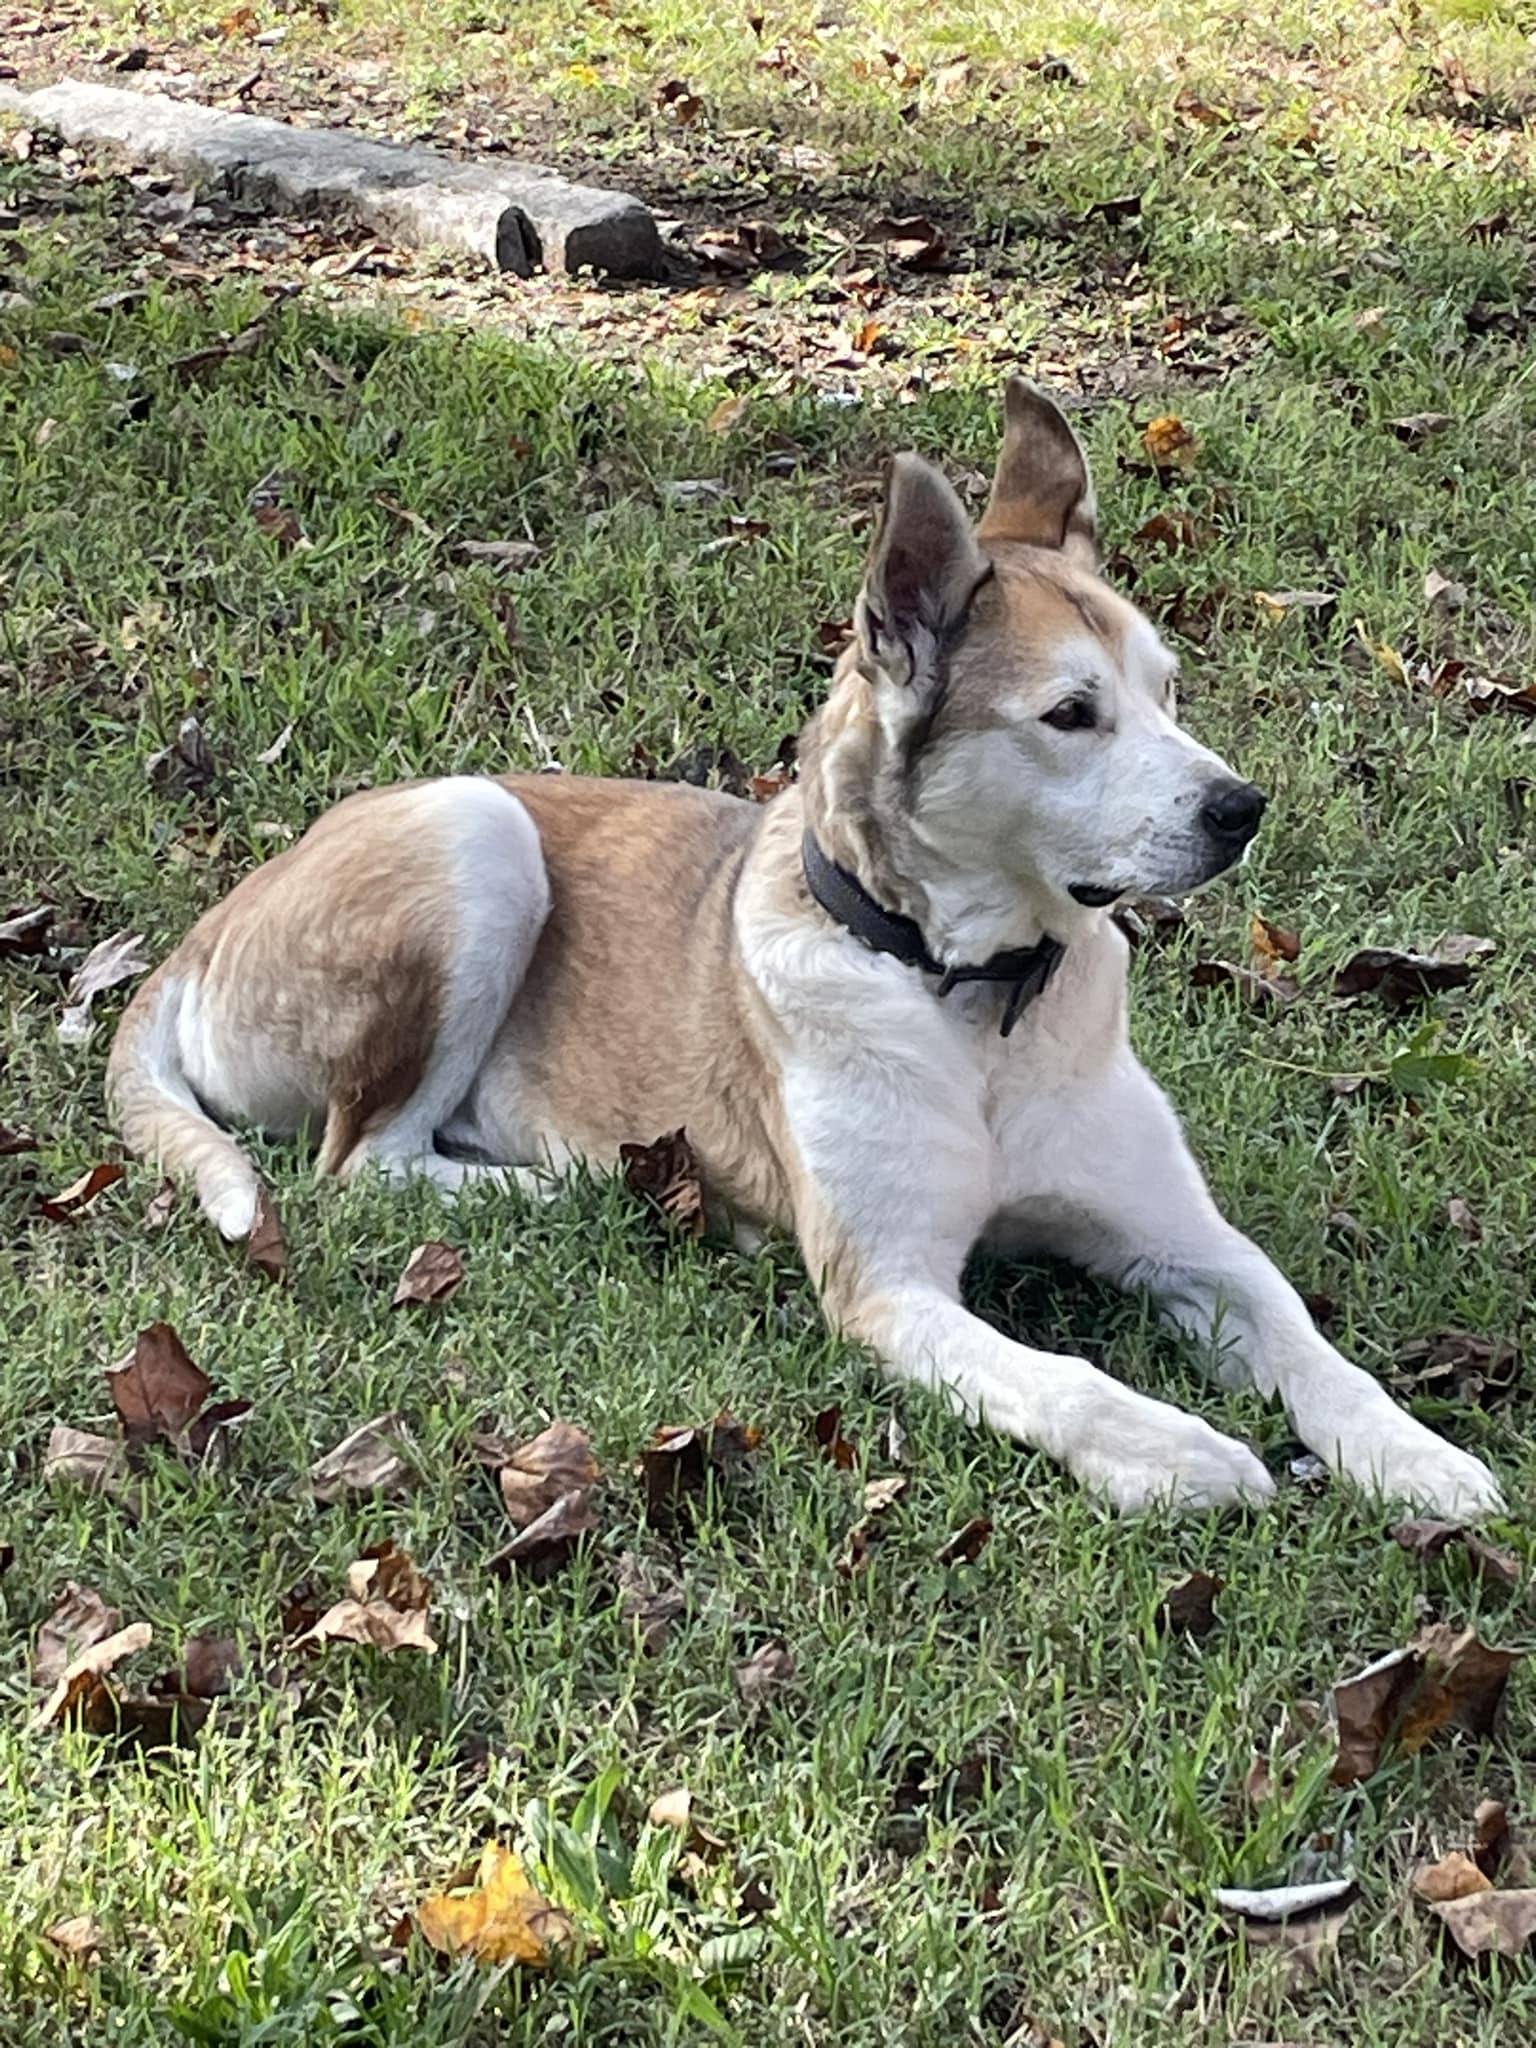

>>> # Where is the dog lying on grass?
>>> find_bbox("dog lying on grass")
[109,379,1501,1518]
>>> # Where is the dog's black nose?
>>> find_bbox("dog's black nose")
[1200,779,1267,847]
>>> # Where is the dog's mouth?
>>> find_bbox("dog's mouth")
[1068,882,1126,909]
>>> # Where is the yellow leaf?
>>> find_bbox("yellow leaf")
[567,62,602,87]
[0,344,19,370]
[707,394,750,435]
[1375,641,1408,685]
[416,1843,573,1967]
[1142,414,1195,467]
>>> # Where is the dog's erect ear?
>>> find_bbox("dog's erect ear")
[856,452,989,689]
[978,377,1097,558]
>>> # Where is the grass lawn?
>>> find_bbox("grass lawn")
[3,4,1535,2042]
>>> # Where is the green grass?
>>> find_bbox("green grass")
[3,6,1536,2042]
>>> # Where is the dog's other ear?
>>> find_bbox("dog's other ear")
[856,452,989,689]
[978,377,1097,560]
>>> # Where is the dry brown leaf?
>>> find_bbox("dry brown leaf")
[0,904,53,957]
[457,537,541,570]
[1190,958,1298,1007]
[1430,1888,1536,1959]
[44,1915,104,1961]
[1254,588,1337,620]
[1243,1756,1274,1806]
[1,1121,40,1154]
[144,1177,178,1230]
[417,1842,574,1966]
[489,1488,601,1580]
[637,1412,760,1529]
[868,215,948,269]
[935,1515,993,1566]
[1155,1569,1222,1636]
[32,1585,121,1689]
[813,1404,857,1470]
[296,1541,437,1655]
[1445,1196,1481,1241]
[1217,1879,1355,1986]
[1332,1623,1522,1785]
[245,1186,287,1282]
[392,1240,465,1306]
[619,1128,705,1237]
[1462,672,1536,719]
[32,1621,154,1729]
[707,393,750,434]
[1250,915,1301,966]
[863,1474,908,1515]
[1388,411,1453,445]
[38,1162,125,1222]
[1413,1851,1492,1904]
[1142,415,1195,469]
[616,1550,686,1654]
[734,1639,794,1707]
[310,1413,414,1504]
[1334,936,1495,1007]
[1391,1517,1521,1588]
[57,931,148,1044]
[497,1422,600,1526]
[145,714,216,796]
[108,1322,211,1446]
[1392,1330,1517,1407]
[42,1424,129,1495]
[836,1518,882,1576]
[176,1631,244,1699]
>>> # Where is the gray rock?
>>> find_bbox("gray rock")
[0,80,664,279]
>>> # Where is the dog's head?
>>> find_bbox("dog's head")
[847,378,1263,920]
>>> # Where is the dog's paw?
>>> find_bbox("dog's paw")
[1331,1414,1504,1521]
[1078,1402,1276,1515]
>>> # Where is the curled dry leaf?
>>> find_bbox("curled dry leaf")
[38,1162,125,1222]
[1461,672,1536,719]
[497,1422,600,1525]
[145,714,215,795]
[1445,1196,1481,1241]
[1390,1517,1521,1588]
[863,1474,908,1515]
[310,1412,414,1503]
[0,903,54,957]
[33,1584,121,1689]
[619,1128,705,1238]
[295,1541,437,1655]
[31,1620,154,1729]
[1216,1878,1355,1987]
[1155,1569,1222,1636]
[868,215,947,269]
[1254,589,1337,620]
[490,1488,601,1581]
[43,1424,129,1495]
[837,1519,881,1576]
[175,1631,243,1700]
[935,1515,992,1566]
[457,537,541,570]
[108,1322,210,1446]
[1130,509,1203,553]
[416,1842,575,1966]
[144,1177,178,1230]
[1190,959,1298,1007]
[44,1916,103,1961]
[245,1186,287,1282]
[57,931,148,1044]
[637,1412,759,1530]
[1333,935,1495,1007]
[1388,411,1453,445]
[1,1122,40,1154]
[392,1239,464,1306]
[1392,1330,1516,1407]
[813,1404,857,1469]
[1113,895,1186,947]
[1250,914,1301,965]
[1331,1622,1522,1785]
[735,1638,794,1708]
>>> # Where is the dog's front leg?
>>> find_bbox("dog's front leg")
[786,1086,1273,1513]
[1059,1064,1504,1519]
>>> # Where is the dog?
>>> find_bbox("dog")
[108,378,1501,1518]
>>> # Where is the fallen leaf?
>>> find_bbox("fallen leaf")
[1155,1569,1222,1636]
[1216,1878,1356,1985]
[1445,1196,1481,1241]
[637,1412,759,1529]
[497,1422,600,1525]
[253,502,303,549]
[1389,411,1453,445]
[1130,510,1202,554]
[813,1404,857,1469]
[245,1186,287,1281]
[296,1541,437,1655]
[1243,1756,1274,1806]
[1254,588,1336,620]
[392,1240,464,1306]
[1334,936,1495,1008]
[0,904,54,957]
[417,1842,574,1966]
[868,215,948,269]
[43,1424,129,1494]
[863,1474,908,1515]
[1391,1518,1521,1587]
[107,1323,212,1447]
[620,1128,705,1238]
[1085,192,1142,224]
[837,1519,882,1576]
[1461,672,1536,719]
[656,78,703,125]
[615,1550,686,1653]
[310,1413,415,1503]
[32,1621,154,1729]
[490,1488,600,1580]
[1392,1330,1516,1407]
[145,714,215,795]
[707,394,751,434]
[144,1178,178,1230]
[1142,415,1195,469]
[457,537,541,570]
[1474,1797,1514,1880]
[38,1162,124,1222]
[1250,915,1301,966]
[43,1916,103,1961]
[1430,1889,1536,1960]
[1331,1623,1522,1785]
[1424,568,1468,611]
[1190,959,1299,1006]
[32,1585,121,1689]
[734,1639,794,1707]
[1413,1852,1492,1904]
[57,930,148,1043]
[175,1632,243,1699]
[1113,895,1186,947]
[935,1515,992,1566]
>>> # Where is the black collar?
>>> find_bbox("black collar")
[801,832,1065,1038]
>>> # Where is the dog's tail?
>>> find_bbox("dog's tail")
[107,969,262,1238]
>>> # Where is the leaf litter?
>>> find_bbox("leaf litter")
[490,1420,602,1580]
[415,1842,574,1967]
[392,1239,465,1305]
[56,930,149,1044]
[1330,1621,1522,1785]
[309,1412,416,1503]
[294,1541,437,1655]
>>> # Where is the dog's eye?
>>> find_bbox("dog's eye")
[1041,697,1097,733]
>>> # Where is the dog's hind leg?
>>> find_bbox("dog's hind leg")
[321,779,551,1193]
